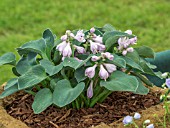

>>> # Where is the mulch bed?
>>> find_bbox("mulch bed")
[4,90,161,128]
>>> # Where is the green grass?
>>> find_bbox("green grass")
[0,0,170,83]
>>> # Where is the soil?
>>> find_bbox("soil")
[3,89,162,128]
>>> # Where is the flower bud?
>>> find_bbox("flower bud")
[61,35,67,41]
[56,41,67,53]
[90,40,98,54]
[96,43,105,52]
[85,64,97,78]
[90,27,95,33]
[70,33,75,38]
[62,43,72,57]
[91,56,101,62]
[144,119,151,124]
[125,30,132,35]
[127,47,134,52]
[161,72,168,78]
[122,116,133,125]
[66,30,71,34]
[99,64,109,81]
[134,112,141,119]
[103,63,117,73]
[74,45,86,54]
[87,80,94,98]
[122,50,127,56]
[130,37,137,45]
[102,52,114,60]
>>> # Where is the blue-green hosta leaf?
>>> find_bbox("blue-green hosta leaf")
[18,65,47,90]
[132,78,149,95]
[40,59,63,76]
[111,54,126,68]
[17,38,47,58]
[135,46,155,58]
[103,31,135,50]
[139,59,155,75]
[16,52,37,75]
[0,83,18,99]
[4,78,18,90]
[74,67,87,83]
[100,71,138,92]
[122,56,144,72]
[0,52,16,66]
[63,56,91,70]
[32,88,53,114]
[53,79,85,107]
[43,29,55,60]
[102,24,116,32]
[126,50,140,64]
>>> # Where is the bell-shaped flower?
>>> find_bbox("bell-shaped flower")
[90,27,95,33]
[93,35,103,44]
[122,50,127,56]
[99,64,109,81]
[118,37,130,49]
[96,43,106,52]
[85,64,97,78]
[91,56,101,62]
[56,41,67,53]
[62,43,72,57]
[74,45,86,54]
[127,47,134,52]
[129,37,137,45]
[123,116,133,125]
[61,35,67,41]
[101,52,114,60]
[87,80,94,98]
[134,112,141,119]
[166,78,170,89]
[89,40,98,54]
[74,30,86,43]
[103,63,117,73]
[125,30,132,35]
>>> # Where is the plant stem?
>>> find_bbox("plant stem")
[80,94,88,107]
[75,99,80,109]
[25,90,36,96]
[61,69,68,80]
[98,91,112,103]
[133,121,139,128]
[125,67,132,74]
[131,72,153,87]
[90,89,110,107]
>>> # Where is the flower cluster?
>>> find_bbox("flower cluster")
[118,30,137,56]
[123,112,154,128]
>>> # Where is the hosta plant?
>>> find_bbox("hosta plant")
[0,24,161,114]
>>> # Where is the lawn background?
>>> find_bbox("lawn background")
[0,0,170,83]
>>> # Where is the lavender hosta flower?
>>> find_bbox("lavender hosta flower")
[61,35,67,41]
[93,35,103,44]
[85,64,97,78]
[90,40,98,54]
[62,43,72,57]
[103,63,117,73]
[101,52,114,60]
[127,47,134,53]
[123,116,133,125]
[125,30,132,35]
[134,112,141,119]
[99,64,109,81]
[129,37,137,45]
[165,78,170,88]
[118,37,130,49]
[90,27,95,33]
[91,56,101,62]
[56,41,67,53]
[74,45,86,54]
[87,80,94,98]
[74,30,86,43]
[122,50,127,56]
[146,124,154,128]
[96,43,106,52]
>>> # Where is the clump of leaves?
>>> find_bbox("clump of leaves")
[0,24,161,114]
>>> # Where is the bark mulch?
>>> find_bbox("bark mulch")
[4,90,161,128]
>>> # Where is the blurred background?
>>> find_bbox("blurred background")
[0,0,170,83]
